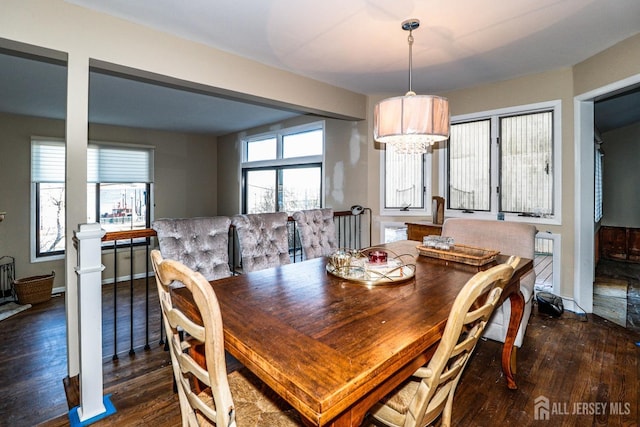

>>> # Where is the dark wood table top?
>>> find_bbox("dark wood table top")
[172,240,532,426]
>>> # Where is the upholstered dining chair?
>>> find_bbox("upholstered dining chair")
[150,250,302,427]
[368,257,519,427]
[231,212,291,273]
[291,208,338,259]
[440,218,537,354]
[152,216,232,281]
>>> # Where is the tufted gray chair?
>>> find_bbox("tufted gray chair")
[231,212,291,273]
[152,216,232,281]
[291,208,338,260]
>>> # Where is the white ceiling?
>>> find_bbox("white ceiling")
[1,0,640,135]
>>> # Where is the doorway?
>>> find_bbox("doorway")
[576,76,640,330]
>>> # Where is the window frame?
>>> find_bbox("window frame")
[241,121,325,214]
[438,100,562,225]
[379,147,432,217]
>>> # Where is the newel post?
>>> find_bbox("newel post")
[69,223,116,425]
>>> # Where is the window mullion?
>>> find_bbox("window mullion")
[491,116,500,214]
[277,134,284,159]
[276,168,283,212]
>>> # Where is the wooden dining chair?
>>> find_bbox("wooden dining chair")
[150,249,302,426]
[291,208,338,259]
[231,212,291,272]
[367,257,519,427]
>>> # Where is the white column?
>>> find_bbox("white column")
[65,51,89,378]
[72,223,113,423]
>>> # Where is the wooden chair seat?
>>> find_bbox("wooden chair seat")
[194,367,301,426]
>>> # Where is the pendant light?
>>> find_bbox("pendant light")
[374,19,450,154]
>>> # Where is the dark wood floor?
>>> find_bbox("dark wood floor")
[1,278,638,426]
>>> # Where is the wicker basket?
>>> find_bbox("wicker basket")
[13,272,55,305]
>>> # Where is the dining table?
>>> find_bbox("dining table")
[172,240,533,427]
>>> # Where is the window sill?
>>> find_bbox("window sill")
[443,210,561,226]
[380,209,432,218]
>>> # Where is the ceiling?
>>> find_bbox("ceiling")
[1,0,640,135]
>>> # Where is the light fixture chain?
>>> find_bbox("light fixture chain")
[408,31,414,93]
[373,18,450,153]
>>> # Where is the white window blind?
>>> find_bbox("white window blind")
[595,147,603,222]
[88,143,154,183]
[32,140,154,183]
[31,139,65,183]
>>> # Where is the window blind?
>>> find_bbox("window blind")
[88,144,154,183]
[32,139,154,183]
[594,147,603,222]
[31,139,65,183]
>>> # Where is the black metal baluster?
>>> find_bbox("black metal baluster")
[129,239,135,356]
[112,242,118,361]
[144,242,150,351]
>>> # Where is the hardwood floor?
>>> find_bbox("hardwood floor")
[1,279,638,426]
[595,258,640,332]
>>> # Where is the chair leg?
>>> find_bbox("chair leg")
[510,346,517,375]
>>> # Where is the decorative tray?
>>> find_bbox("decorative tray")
[326,247,416,286]
[417,244,499,266]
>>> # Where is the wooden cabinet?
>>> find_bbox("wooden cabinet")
[405,222,442,242]
[600,226,640,263]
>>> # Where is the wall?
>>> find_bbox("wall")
[573,33,640,96]
[0,112,218,287]
[601,121,640,227]
[0,113,65,285]
[216,115,368,217]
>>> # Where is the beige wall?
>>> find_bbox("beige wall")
[0,112,218,287]
[601,121,640,227]
[217,115,369,217]
[574,33,640,96]
[0,114,65,285]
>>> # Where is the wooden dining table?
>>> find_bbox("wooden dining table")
[172,240,533,427]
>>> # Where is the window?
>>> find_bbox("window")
[441,101,561,222]
[447,120,490,211]
[381,144,431,216]
[242,122,323,214]
[32,139,154,258]
[32,140,66,256]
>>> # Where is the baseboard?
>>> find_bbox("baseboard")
[561,297,589,315]
[52,272,155,295]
